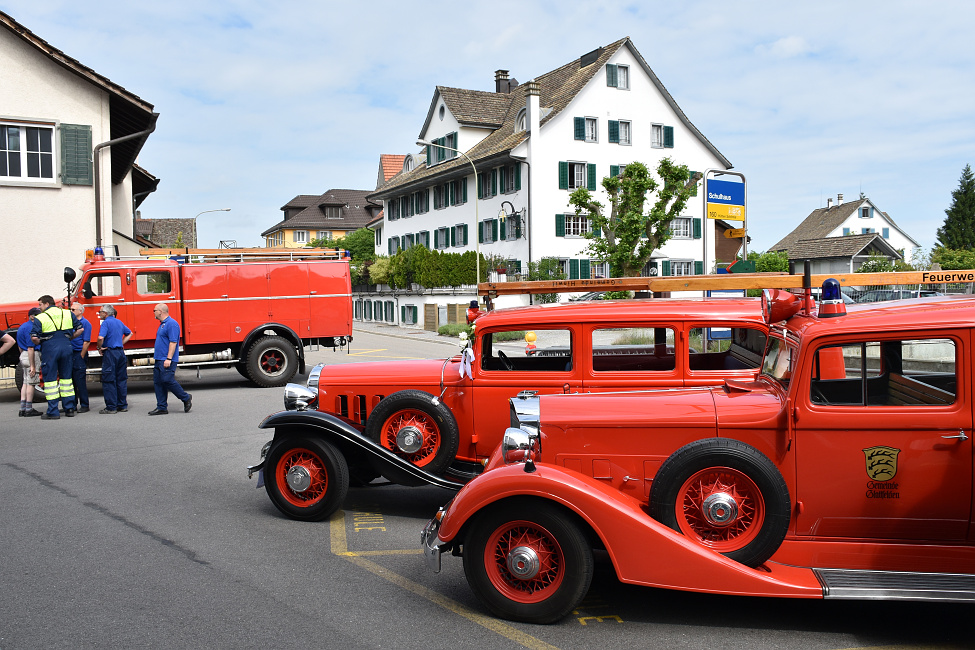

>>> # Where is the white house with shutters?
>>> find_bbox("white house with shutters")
[367,37,734,328]
[0,10,158,303]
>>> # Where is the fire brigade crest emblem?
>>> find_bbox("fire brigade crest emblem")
[863,446,900,481]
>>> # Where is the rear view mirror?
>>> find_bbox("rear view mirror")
[83,281,95,299]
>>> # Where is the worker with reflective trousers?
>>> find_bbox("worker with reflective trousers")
[32,294,83,420]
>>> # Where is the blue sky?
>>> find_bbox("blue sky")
[3,0,973,258]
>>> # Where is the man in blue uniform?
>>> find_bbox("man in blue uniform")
[31,295,83,420]
[17,307,43,416]
[70,303,93,413]
[148,303,191,415]
[96,304,132,414]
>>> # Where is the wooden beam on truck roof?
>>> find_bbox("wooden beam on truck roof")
[478,270,975,297]
[138,248,348,262]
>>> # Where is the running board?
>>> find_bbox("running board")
[816,568,975,602]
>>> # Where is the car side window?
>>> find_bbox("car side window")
[480,328,572,371]
[591,327,676,372]
[136,271,172,295]
[810,338,956,406]
[81,273,122,298]
[688,326,767,371]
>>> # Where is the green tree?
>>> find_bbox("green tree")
[174,231,185,248]
[568,159,699,278]
[936,164,975,249]
[931,247,975,270]
[312,227,376,262]
[368,256,391,286]
[746,250,790,273]
[527,257,567,303]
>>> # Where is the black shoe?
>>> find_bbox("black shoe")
[23,409,42,417]
[18,409,25,417]
[78,406,90,413]
[118,407,128,413]
[40,413,60,420]
[148,409,168,416]
[64,409,76,417]
[183,396,192,413]
[98,408,117,415]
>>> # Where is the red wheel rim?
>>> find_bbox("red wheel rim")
[275,447,328,508]
[379,409,441,467]
[483,520,564,604]
[260,349,286,375]
[676,467,765,552]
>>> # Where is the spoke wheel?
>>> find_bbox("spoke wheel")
[263,436,348,521]
[675,467,764,553]
[275,447,329,508]
[365,390,459,476]
[484,520,564,604]
[378,409,441,468]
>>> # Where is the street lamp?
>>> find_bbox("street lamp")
[192,208,231,248]
[416,139,480,288]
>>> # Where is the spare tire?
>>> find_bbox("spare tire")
[364,390,459,476]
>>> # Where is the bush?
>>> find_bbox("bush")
[438,323,473,338]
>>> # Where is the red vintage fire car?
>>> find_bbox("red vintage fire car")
[248,298,770,521]
[422,282,975,623]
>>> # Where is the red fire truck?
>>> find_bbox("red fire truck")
[0,248,353,388]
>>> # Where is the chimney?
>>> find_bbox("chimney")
[837,193,843,205]
[495,69,510,94]
[827,198,833,209]
[525,79,540,134]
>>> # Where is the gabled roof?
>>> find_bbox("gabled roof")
[371,37,729,201]
[0,10,157,185]
[379,155,408,183]
[262,189,380,237]
[280,195,321,211]
[770,198,919,252]
[787,233,902,261]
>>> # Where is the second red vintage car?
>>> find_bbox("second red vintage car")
[422,282,975,623]
[248,298,770,521]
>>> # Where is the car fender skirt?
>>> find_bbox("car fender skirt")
[259,410,461,490]
[439,463,822,598]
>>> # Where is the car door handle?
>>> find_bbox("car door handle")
[941,430,969,441]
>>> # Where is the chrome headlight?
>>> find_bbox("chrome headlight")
[307,363,324,389]
[284,383,318,411]
[502,427,539,465]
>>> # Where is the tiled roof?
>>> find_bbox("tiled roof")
[380,155,407,182]
[280,195,321,211]
[770,202,861,252]
[135,218,197,248]
[787,234,902,260]
[262,189,380,237]
[371,37,729,200]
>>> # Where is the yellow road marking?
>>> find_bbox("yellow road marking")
[329,511,558,650]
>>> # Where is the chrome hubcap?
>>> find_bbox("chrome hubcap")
[506,546,540,580]
[702,492,738,526]
[396,426,424,453]
[286,465,312,492]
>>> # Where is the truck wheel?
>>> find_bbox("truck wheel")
[14,364,23,392]
[247,336,298,387]
[364,390,459,475]
[264,437,349,521]
[649,438,790,567]
[234,362,249,379]
[463,501,593,624]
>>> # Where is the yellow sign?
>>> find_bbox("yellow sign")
[707,203,745,221]
[724,228,746,239]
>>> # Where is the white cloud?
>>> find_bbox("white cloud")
[755,35,811,59]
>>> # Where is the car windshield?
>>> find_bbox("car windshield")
[760,336,794,388]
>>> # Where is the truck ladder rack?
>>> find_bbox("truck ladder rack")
[138,247,348,262]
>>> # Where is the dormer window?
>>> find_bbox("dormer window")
[404,156,415,172]
[516,108,527,133]
[324,206,341,219]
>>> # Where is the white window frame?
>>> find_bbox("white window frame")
[453,224,467,247]
[568,162,587,190]
[436,226,450,249]
[317,230,331,241]
[619,120,632,146]
[324,206,341,219]
[617,65,629,90]
[584,117,598,143]
[671,260,693,276]
[293,230,308,243]
[481,220,496,244]
[671,217,692,239]
[0,120,58,186]
[651,124,664,149]
[591,261,608,278]
[503,164,517,193]
[860,207,870,219]
[564,213,589,237]
[516,109,527,132]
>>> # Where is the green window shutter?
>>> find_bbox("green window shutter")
[388,238,394,255]
[514,164,521,191]
[688,171,698,197]
[556,214,565,237]
[60,124,93,185]
[479,222,484,244]
[499,167,506,193]
[662,260,671,276]
[433,230,440,249]
[491,168,497,195]
[693,218,702,239]
[558,161,568,189]
[574,117,585,140]
[663,126,674,148]
[401,306,405,322]
[462,224,468,246]
[426,145,432,164]
[500,217,506,240]
[491,219,498,241]
[606,63,618,87]
[610,165,619,178]
[592,221,601,237]
[587,163,597,191]
[462,176,468,202]
[569,259,580,280]
[422,230,430,248]
[694,261,704,275]
[450,227,456,247]
[448,182,455,206]
[608,120,620,144]
[580,259,591,279]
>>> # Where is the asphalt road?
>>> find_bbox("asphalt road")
[0,327,970,649]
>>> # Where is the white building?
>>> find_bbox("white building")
[0,10,158,302]
[366,38,734,326]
